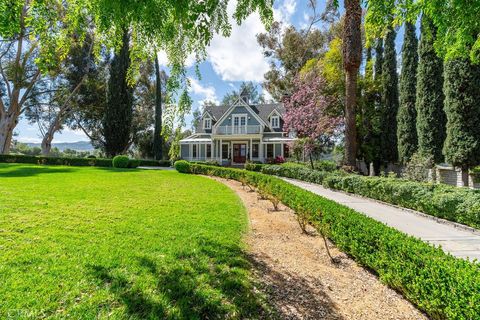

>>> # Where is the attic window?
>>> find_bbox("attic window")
[204,118,212,129]
[270,115,280,128]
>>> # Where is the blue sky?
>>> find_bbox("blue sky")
[15,0,405,144]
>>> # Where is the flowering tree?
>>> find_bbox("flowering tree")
[283,73,343,168]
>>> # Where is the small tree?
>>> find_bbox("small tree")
[283,73,342,169]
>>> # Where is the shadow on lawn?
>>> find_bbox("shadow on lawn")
[0,166,76,178]
[88,238,342,319]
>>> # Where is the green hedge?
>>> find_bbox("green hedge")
[261,165,480,230]
[0,154,170,168]
[178,163,480,320]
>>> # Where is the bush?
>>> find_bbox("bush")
[262,164,480,229]
[314,160,337,172]
[471,166,480,183]
[402,153,434,182]
[127,159,141,168]
[112,155,130,168]
[244,161,264,172]
[174,160,191,173]
[177,163,480,320]
[0,154,113,167]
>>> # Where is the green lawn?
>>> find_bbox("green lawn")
[0,164,268,319]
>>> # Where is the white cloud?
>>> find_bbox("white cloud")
[206,0,296,82]
[156,50,197,68]
[262,89,274,103]
[188,77,219,105]
[16,137,42,143]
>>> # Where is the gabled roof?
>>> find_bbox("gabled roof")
[193,92,286,133]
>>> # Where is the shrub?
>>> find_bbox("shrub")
[402,152,434,182]
[178,163,480,320]
[174,160,191,173]
[112,155,130,168]
[0,154,113,167]
[244,161,264,172]
[471,166,480,183]
[262,164,480,230]
[127,159,141,168]
[313,160,337,172]
[274,155,285,164]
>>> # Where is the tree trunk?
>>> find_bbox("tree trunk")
[343,0,362,168]
[153,55,163,160]
[344,70,358,167]
[0,113,19,154]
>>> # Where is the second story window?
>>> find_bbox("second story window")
[270,115,280,128]
[204,118,212,129]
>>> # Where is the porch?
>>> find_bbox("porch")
[179,136,295,165]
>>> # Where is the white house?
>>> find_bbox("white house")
[180,93,295,165]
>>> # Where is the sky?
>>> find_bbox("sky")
[14,0,405,144]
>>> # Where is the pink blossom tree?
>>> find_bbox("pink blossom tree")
[283,73,343,168]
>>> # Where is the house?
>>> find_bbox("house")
[180,93,295,165]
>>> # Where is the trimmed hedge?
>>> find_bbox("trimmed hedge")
[179,163,480,320]
[0,154,113,167]
[261,165,480,230]
[0,154,170,168]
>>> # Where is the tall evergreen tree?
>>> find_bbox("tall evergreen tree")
[443,59,480,171]
[416,16,446,163]
[397,22,418,163]
[380,27,399,163]
[103,29,134,157]
[374,38,383,81]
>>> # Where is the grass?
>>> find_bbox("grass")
[0,164,269,319]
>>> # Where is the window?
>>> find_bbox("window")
[192,144,197,158]
[206,144,211,158]
[270,115,280,128]
[266,144,274,158]
[252,144,259,158]
[204,118,212,129]
[283,144,289,157]
[222,143,229,159]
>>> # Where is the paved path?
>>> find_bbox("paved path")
[282,178,480,261]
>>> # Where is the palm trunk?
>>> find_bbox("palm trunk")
[344,70,358,166]
[153,55,163,160]
[343,0,362,168]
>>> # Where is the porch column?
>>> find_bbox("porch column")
[281,143,284,158]
[211,140,214,161]
[260,141,264,162]
[250,138,253,161]
[220,138,223,163]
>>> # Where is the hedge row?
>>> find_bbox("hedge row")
[174,160,480,320]
[260,165,480,230]
[0,154,170,168]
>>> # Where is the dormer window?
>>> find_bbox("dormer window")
[204,118,212,129]
[270,115,280,128]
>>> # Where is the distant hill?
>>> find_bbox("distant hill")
[26,141,94,152]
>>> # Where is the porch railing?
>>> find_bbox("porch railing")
[214,125,262,135]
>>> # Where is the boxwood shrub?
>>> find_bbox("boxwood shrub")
[261,165,480,230]
[178,163,480,320]
[174,160,191,173]
[112,155,130,168]
[0,154,113,167]
[0,154,169,168]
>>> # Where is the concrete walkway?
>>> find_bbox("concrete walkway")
[282,178,480,261]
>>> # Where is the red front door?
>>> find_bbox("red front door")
[233,144,247,163]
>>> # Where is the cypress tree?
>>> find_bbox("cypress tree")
[397,22,418,163]
[380,27,399,163]
[104,29,134,157]
[443,58,480,170]
[416,16,446,163]
[374,38,383,81]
